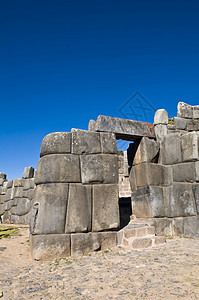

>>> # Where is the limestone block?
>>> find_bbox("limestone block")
[10,213,29,225]
[80,154,118,184]
[88,119,96,131]
[129,167,137,192]
[154,109,168,125]
[131,186,167,218]
[30,234,71,260]
[170,183,196,217]
[6,180,13,189]
[154,124,167,142]
[13,187,23,198]
[174,117,189,130]
[0,172,6,179]
[22,167,34,179]
[123,151,129,177]
[23,189,35,200]
[0,179,4,186]
[15,198,31,216]
[133,163,172,187]
[172,162,196,182]
[173,217,184,236]
[13,178,24,187]
[181,131,199,162]
[100,132,117,154]
[0,195,4,204]
[0,204,5,215]
[3,199,14,211]
[183,216,199,238]
[92,184,119,232]
[193,106,199,119]
[177,102,193,119]
[4,188,14,201]
[23,178,35,190]
[192,184,199,214]
[65,184,92,233]
[161,133,182,164]
[152,218,173,236]
[133,137,159,165]
[35,154,81,184]
[40,132,71,157]
[71,232,117,256]
[30,183,69,235]
[186,120,199,131]
[72,131,101,154]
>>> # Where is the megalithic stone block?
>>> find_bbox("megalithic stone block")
[161,132,182,164]
[71,130,101,154]
[181,131,199,162]
[133,163,172,187]
[133,137,159,165]
[30,183,69,235]
[0,203,5,216]
[15,198,31,216]
[154,124,167,143]
[22,167,34,179]
[80,154,118,184]
[35,154,81,184]
[100,132,117,154]
[177,102,193,119]
[170,183,196,217]
[71,232,117,256]
[154,109,168,125]
[172,162,196,182]
[92,184,119,232]
[88,119,96,131]
[23,178,35,190]
[192,184,199,214]
[30,234,71,260]
[65,184,92,233]
[131,186,168,218]
[40,132,71,157]
[129,167,137,192]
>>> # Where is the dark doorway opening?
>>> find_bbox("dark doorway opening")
[119,197,132,229]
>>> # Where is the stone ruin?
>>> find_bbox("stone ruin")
[1,101,199,260]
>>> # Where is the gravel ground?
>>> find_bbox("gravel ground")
[0,226,199,299]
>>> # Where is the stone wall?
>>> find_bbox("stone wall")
[131,102,199,238]
[30,130,120,260]
[0,167,35,224]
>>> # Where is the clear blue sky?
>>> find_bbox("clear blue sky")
[1,0,199,179]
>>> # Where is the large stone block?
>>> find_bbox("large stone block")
[131,186,168,218]
[174,117,189,130]
[80,154,118,184]
[65,184,92,233]
[177,102,193,119]
[161,133,182,164]
[22,167,34,179]
[0,173,6,179]
[152,217,173,236]
[129,167,137,192]
[88,119,96,131]
[193,106,199,119]
[100,132,117,154]
[4,188,14,201]
[3,199,14,211]
[13,187,23,198]
[30,183,69,235]
[0,203,5,216]
[15,198,31,216]
[170,183,196,217]
[72,130,101,154]
[154,109,168,125]
[183,216,199,238]
[172,162,196,182]
[192,184,199,214]
[181,131,199,162]
[95,115,155,140]
[133,163,172,187]
[40,132,71,157]
[133,137,159,165]
[30,234,71,260]
[35,154,81,184]
[23,178,35,190]
[92,184,119,232]
[71,232,117,256]
[154,124,167,142]
[13,178,24,187]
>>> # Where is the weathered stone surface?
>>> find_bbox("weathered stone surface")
[13,187,23,198]
[94,115,155,140]
[4,188,14,201]
[0,179,4,186]
[100,132,117,154]
[133,137,159,165]
[186,119,199,131]
[35,154,81,184]
[172,162,196,182]
[177,102,193,119]
[30,234,71,260]
[192,184,199,214]
[132,186,167,218]
[0,204,5,216]
[80,154,118,184]
[40,132,71,157]
[92,184,119,232]
[161,133,182,164]
[154,109,168,125]
[65,184,92,233]
[0,173,6,179]
[173,217,184,235]
[181,131,199,162]
[13,178,24,187]
[123,151,129,177]
[129,167,137,192]
[154,124,167,142]
[10,213,30,225]
[3,200,14,211]
[72,131,101,154]
[133,163,172,187]
[23,178,35,190]
[88,119,96,131]
[71,232,117,256]
[6,180,13,189]
[152,217,173,235]
[22,167,34,179]
[170,183,196,217]
[132,238,152,249]
[183,216,199,238]
[174,117,189,130]
[14,198,31,216]
[30,183,69,235]
[193,106,199,119]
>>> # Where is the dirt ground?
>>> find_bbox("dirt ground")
[0,226,199,299]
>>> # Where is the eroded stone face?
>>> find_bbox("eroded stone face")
[40,132,71,157]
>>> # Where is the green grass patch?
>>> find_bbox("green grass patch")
[0,226,19,239]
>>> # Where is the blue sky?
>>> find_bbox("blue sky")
[1,0,199,179]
